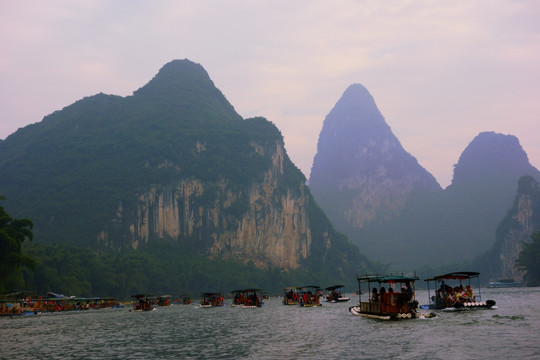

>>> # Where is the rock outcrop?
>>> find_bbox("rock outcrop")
[490,176,540,281]
[99,141,316,269]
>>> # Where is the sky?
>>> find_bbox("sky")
[1,1,540,188]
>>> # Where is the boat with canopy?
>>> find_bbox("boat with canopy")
[298,285,322,307]
[282,287,300,305]
[199,292,225,307]
[231,288,263,308]
[325,285,350,302]
[349,273,433,320]
[423,271,496,311]
[131,294,155,311]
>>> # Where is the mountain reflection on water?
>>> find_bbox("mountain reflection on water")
[1,287,539,359]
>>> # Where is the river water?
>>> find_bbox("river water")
[1,287,539,359]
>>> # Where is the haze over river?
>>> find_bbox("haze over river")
[1,287,539,359]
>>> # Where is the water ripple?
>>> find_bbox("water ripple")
[1,288,540,359]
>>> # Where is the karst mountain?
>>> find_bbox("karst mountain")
[0,59,368,283]
[310,84,540,270]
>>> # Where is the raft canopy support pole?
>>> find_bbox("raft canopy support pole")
[477,274,482,302]
[426,280,432,307]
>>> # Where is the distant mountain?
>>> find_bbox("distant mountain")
[309,83,540,270]
[309,84,441,236]
[435,132,540,260]
[0,59,368,281]
[367,131,540,270]
[450,131,540,190]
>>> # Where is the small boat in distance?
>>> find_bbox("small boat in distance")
[200,292,225,307]
[349,273,432,320]
[282,287,300,306]
[298,285,322,307]
[231,289,264,308]
[423,271,496,311]
[325,285,350,302]
[488,279,523,288]
[131,294,155,311]
[156,295,173,306]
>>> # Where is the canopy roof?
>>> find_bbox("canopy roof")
[325,285,345,291]
[283,286,300,291]
[356,274,419,284]
[231,288,262,293]
[0,290,36,300]
[300,285,320,289]
[424,271,480,282]
[46,292,65,298]
[0,295,118,303]
[132,294,153,299]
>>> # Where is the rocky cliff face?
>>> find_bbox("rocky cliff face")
[491,176,540,281]
[99,140,314,269]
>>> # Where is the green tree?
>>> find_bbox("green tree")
[516,231,540,286]
[0,196,35,292]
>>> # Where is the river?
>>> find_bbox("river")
[1,287,539,359]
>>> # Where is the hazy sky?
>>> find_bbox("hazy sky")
[2,1,539,188]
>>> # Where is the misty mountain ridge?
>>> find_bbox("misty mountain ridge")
[309,84,441,234]
[450,131,539,188]
[310,84,440,189]
[309,84,540,270]
[2,61,538,279]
